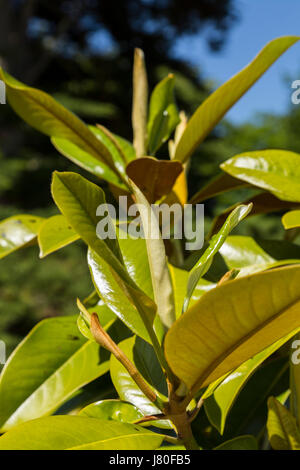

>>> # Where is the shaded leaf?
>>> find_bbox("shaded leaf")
[126,157,182,204]
[214,435,258,450]
[147,74,179,155]
[267,397,300,450]
[204,333,298,434]
[183,204,252,312]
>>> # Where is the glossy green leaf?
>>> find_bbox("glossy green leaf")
[147,75,179,155]
[110,337,171,429]
[282,210,300,229]
[204,333,298,434]
[267,397,300,450]
[0,416,163,450]
[51,136,126,189]
[0,316,110,431]
[0,214,43,259]
[52,171,156,340]
[174,36,300,162]
[183,204,252,312]
[38,214,79,258]
[88,249,152,342]
[214,435,258,450]
[165,265,300,393]
[221,149,300,203]
[113,134,136,162]
[218,235,300,278]
[79,399,143,423]
[130,180,176,329]
[0,68,118,174]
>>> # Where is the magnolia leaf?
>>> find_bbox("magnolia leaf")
[0,214,43,259]
[214,435,258,450]
[174,36,300,162]
[221,149,300,203]
[132,48,148,157]
[130,180,176,329]
[204,333,298,434]
[0,68,118,174]
[51,171,156,338]
[38,214,79,258]
[110,337,171,429]
[0,416,163,450]
[282,210,300,229]
[165,265,300,392]
[183,204,252,312]
[51,136,126,190]
[126,157,183,204]
[267,397,300,450]
[147,74,179,155]
[79,399,143,423]
[0,316,110,431]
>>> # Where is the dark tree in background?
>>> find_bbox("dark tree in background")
[0,0,237,209]
[0,1,239,351]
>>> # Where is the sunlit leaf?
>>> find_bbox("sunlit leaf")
[221,149,300,203]
[165,265,300,393]
[0,214,43,259]
[0,316,110,431]
[38,214,79,258]
[79,399,143,423]
[174,37,300,162]
[282,210,300,229]
[0,416,163,450]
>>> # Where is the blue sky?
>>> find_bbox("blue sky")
[173,0,300,123]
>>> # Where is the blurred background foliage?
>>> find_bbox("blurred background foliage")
[0,0,298,353]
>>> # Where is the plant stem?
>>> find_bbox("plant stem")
[170,411,199,450]
[90,313,165,410]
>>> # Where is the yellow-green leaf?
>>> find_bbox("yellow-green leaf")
[282,210,300,229]
[0,416,163,450]
[175,36,300,162]
[38,214,79,258]
[0,214,44,259]
[221,149,300,203]
[130,180,176,329]
[267,397,300,450]
[0,68,117,174]
[165,265,300,392]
